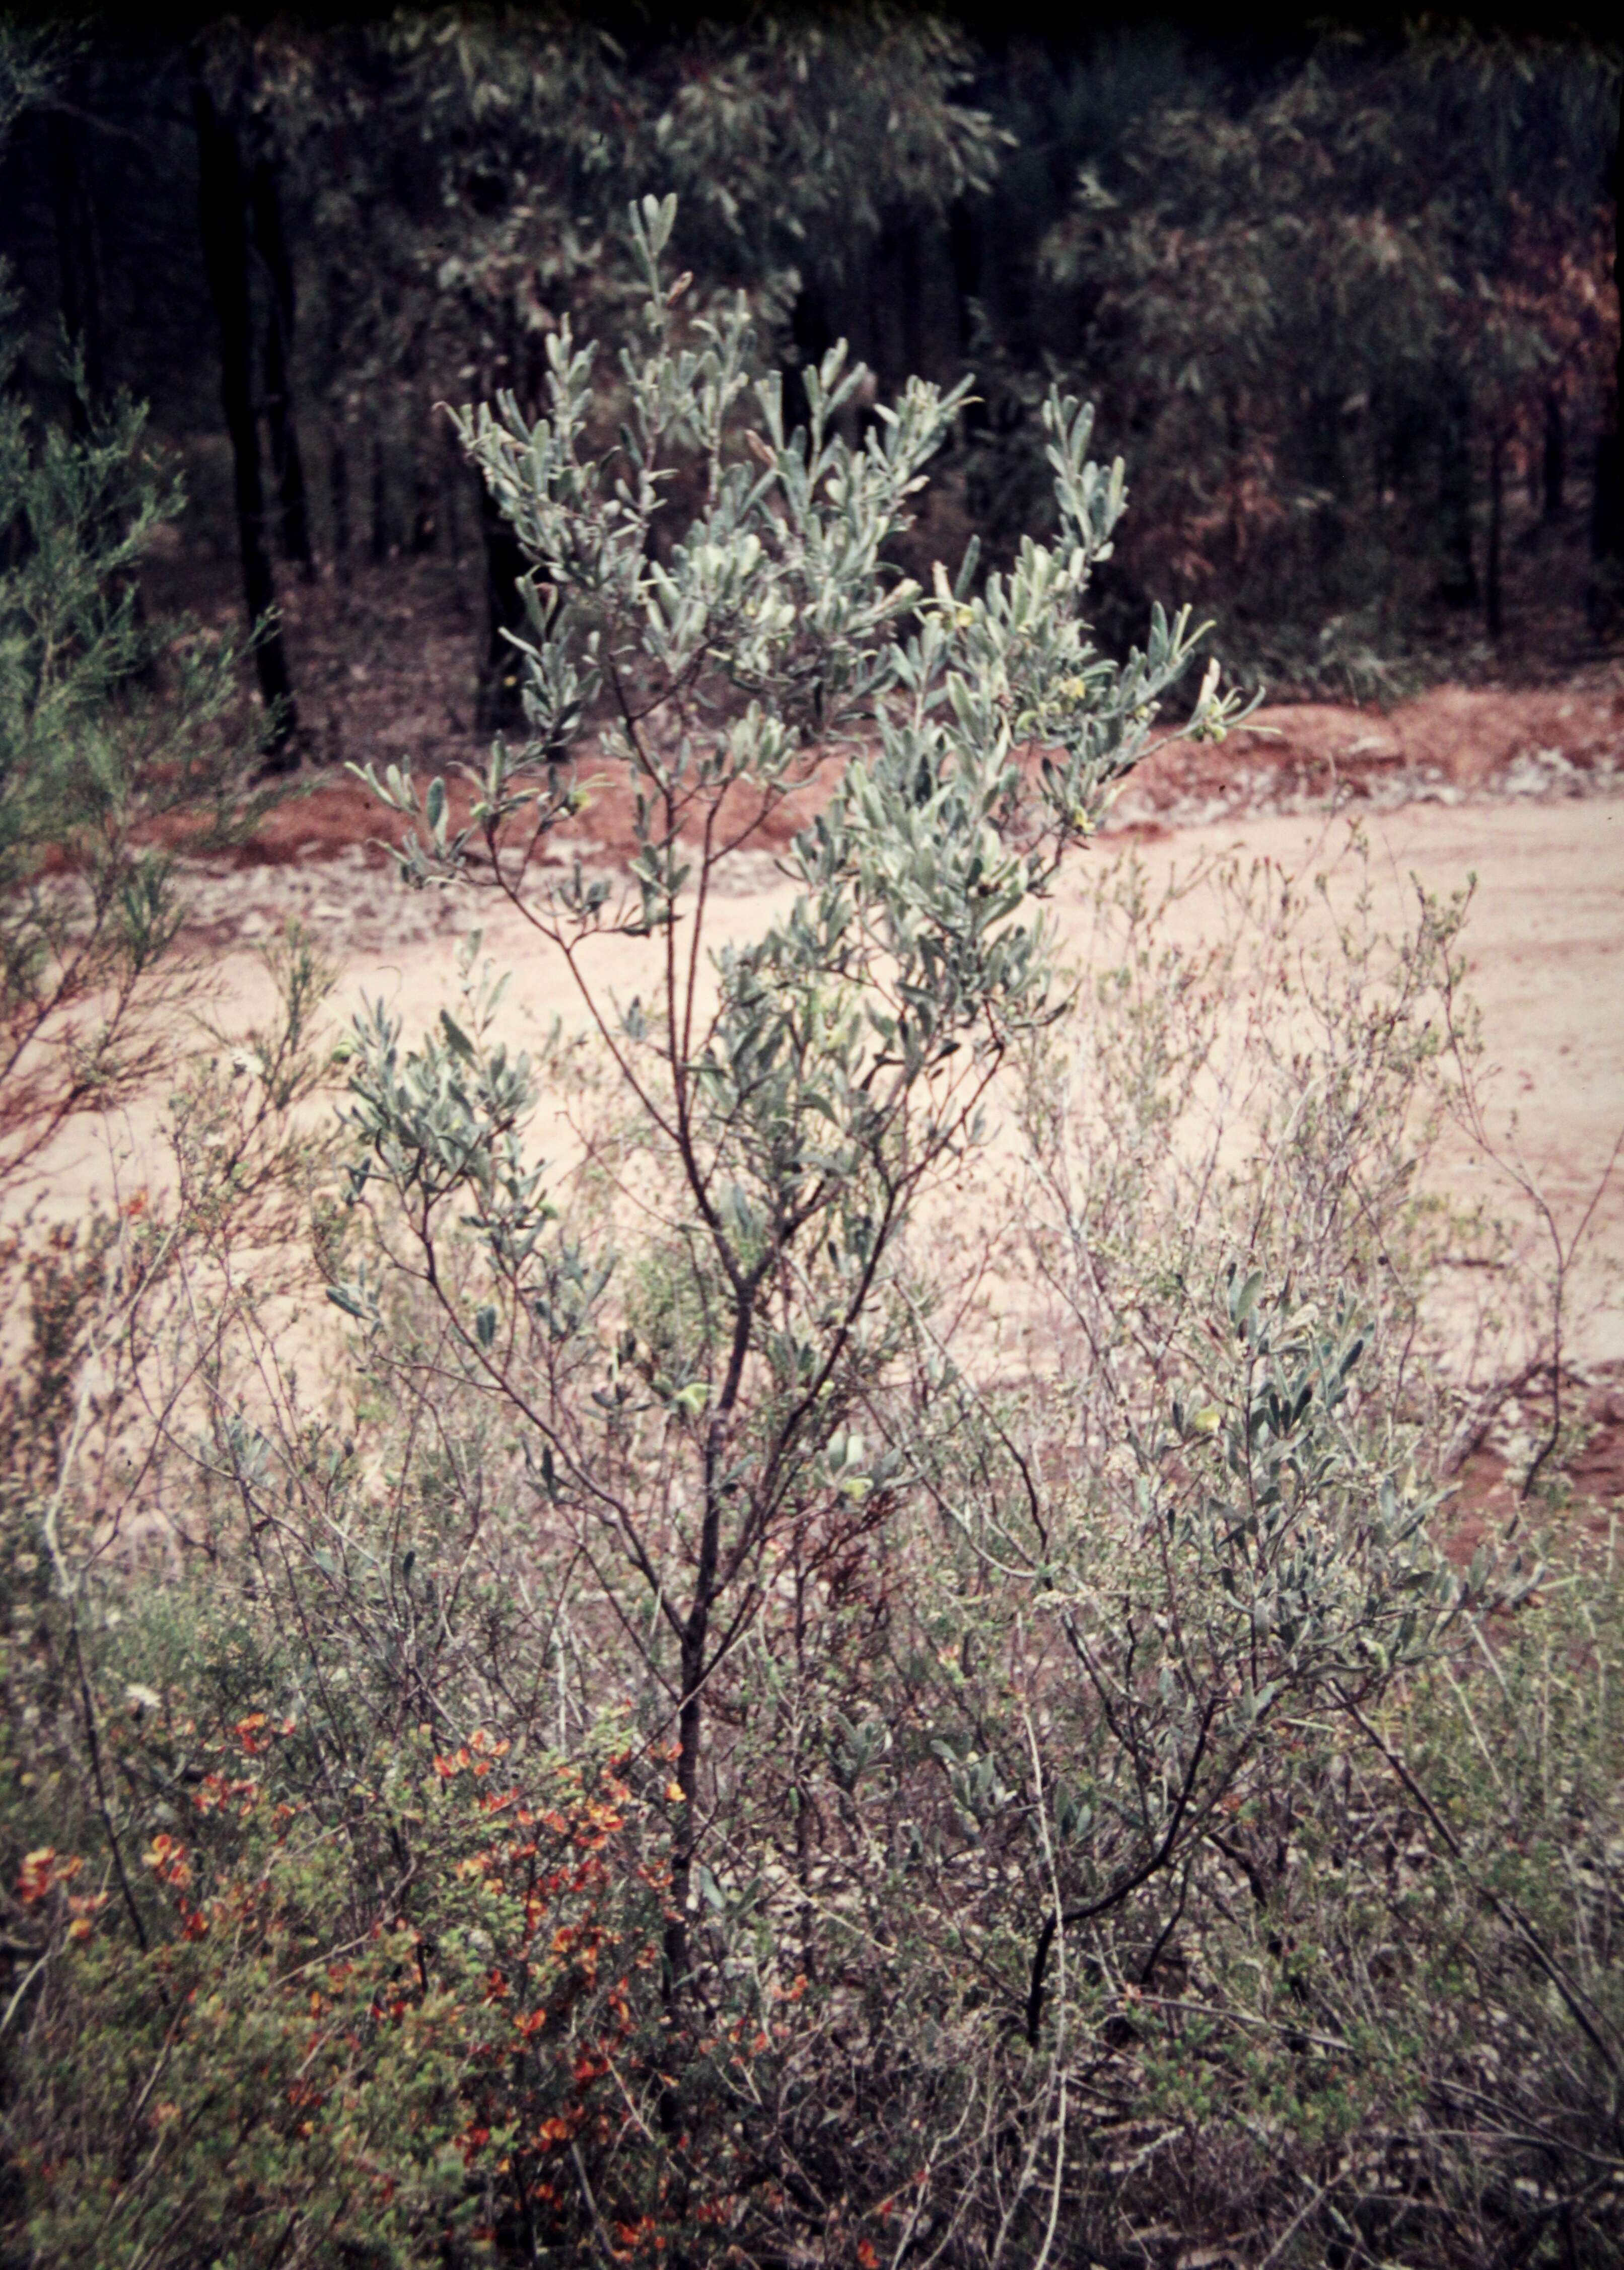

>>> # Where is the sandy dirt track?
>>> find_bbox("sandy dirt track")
[21,727,1624,1562]
[48,773,1624,1364]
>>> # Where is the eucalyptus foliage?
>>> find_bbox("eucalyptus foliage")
[1024,22,1621,674]
[0,34,263,1189]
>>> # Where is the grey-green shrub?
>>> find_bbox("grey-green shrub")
[4,189,1619,2270]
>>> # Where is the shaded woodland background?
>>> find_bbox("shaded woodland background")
[1,0,1619,772]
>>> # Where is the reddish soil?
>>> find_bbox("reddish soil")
[134,529,1623,877]
[1445,1367,1624,1571]
[1112,671,1624,828]
[149,663,1624,877]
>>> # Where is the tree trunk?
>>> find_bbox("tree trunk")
[1226,390,1248,577]
[1592,407,1623,570]
[246,157,315,581]
[329,431,350,576]
[1308,392,1346,597]
[883,209,926,392]
[410,420,438,553]
[443,424,471,621]
[1486,424,1504,642]
[1599,415,1624,560]
[1618,74,1623,468]
[948,198,990,448]
[663,1624,707,2005]
[1589,77,1623,606]
[781,272,834,445]
[915,219,961,391]
[1438,379,1477,606]
[476,481,528,731]
[866,220,911,407]
[658,1268,759,2032]
[49,71,152,678]
[370,423,390,564]
[48,69,105,421]
[1543,389,1566,522]
[192,61,297,765]
[662,1414,731,2014]
[948,197,981,367]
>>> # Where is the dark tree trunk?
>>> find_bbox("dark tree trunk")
[48,70,154,678]
[477,481,529,731]
[246,157,315,581]
[1592,410,1623,563]
[329,431,350,575]
[48,72,105,422]
[884,210,926,391]
[192,62,297,765]
[1438,380,1477,606]
[781,272,834,444]
[443,424,471,621]
[1543,389,1566,522]
[1226,390,1248,578]
[915,221,960,389]
[948,197,980,366]
[1308,393,1346,595]
[410,423,438,553]
[1610,85,1624,557]
[325,270,351,577]
[370,424,390,565]
[866,215,919,406]
[1486,425,1505,642]
[443,430,462,562]
[947,198,991,448]
[1590,79,1623,608]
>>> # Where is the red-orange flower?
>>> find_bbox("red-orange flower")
[17,1848,72,1905]
[142,1834,192,1890]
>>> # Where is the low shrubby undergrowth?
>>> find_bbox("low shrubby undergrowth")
[5,862,1618,2270]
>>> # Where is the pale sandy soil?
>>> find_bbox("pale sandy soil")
[43,782,1622,1361]
[1111,796,1624,1365]
[16,749,1622,1568]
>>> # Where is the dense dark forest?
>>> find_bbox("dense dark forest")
[1,1,1618,765]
